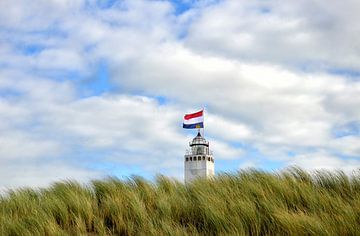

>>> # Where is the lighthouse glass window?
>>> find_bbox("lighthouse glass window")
[191,146,199,154]
[196,146,208,155]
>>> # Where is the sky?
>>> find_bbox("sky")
[1,0,360,191]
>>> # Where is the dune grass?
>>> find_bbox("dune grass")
[1,167,359,235]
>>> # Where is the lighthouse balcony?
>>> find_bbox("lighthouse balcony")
[185,149,213,155]
[184,154,214,163]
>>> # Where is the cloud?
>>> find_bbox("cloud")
[210,140,244,160]
[331,136,360,157]
[0,69,194,186]
[1,0,360,189]
[0,160,101,194]
[0,131,61,160]
[206,113,252,141]
[107,41,359,151]
[184,0,360,71]
[287,151,360,174]
[0,0,84,31]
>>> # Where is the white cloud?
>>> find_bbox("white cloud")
[206,113,252,141]
[34,48,86,71]
[331,136,360,157]
[185,0,360,70]
[0,160,101,194]
[287,152,360,174]
[210,140,244,160]
[0,0,84,30]
[1,0,360,189]
[106,41,360,151]
[0,131,61,160]
[0,70,192,187]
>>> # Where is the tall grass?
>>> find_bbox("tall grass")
[1,168,359,235]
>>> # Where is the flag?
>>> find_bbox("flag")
[183,110,204,129]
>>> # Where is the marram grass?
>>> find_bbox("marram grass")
[1,168,360,235]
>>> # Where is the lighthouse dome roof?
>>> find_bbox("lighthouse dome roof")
[190,132,209,147]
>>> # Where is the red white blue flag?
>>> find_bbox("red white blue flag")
[183,110,204,129]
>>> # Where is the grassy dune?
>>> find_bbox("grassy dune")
[1,168,360,235]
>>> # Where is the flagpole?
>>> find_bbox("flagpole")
[202,107,205,138]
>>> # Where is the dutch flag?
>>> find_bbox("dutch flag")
[183,110,204,129]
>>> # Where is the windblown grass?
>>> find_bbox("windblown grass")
[1,167,359,235]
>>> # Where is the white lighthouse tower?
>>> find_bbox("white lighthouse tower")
[184,131,215,183]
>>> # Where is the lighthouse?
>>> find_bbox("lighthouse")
[184,131,215,183]
[182,109,214,183]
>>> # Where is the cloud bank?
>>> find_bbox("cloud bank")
[0,0,359,189]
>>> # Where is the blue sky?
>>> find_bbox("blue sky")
[1,0,360,190]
